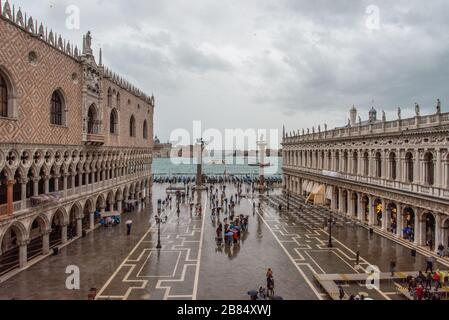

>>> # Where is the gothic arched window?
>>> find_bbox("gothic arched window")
[0,73,7,118]
[50,90,64,125]
[0,69,17,118]
[107,87,112,107]
[130,115,136,137]
[87,104,98,134]
[116,92,121,108]
[110,109,118,134]
[143,120,148,139]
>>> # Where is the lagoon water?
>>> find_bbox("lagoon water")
[152,156,282,176]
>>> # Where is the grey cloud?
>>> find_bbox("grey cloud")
[12,0,449,141]
[172,42,234,74]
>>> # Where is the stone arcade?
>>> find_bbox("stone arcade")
[0,1,154,278]
[283,103,449,255]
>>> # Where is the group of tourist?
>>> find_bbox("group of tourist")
[216,214,249,246]
[205,182,252,248]
[99,215,121,227]
[337,286,367,300]
[405,269,446,300]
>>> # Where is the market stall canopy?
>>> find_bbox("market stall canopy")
[306,185,326,205]
[326,186,333,200]
[30,192,62,207]
[101,211,121,218]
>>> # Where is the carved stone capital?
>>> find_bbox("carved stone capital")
[18,239,30,246]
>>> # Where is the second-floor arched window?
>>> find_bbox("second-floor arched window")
[375,152,382,178]
[130,115,136,137]
[107,87,112,107]
[0,73,8,118]
[389,152,397,180]
[405,152,414,183]
[424,152,435,186]
[363,152,369,176]
[143,120,148,139]
[50,90,65,126]
[352,151,358,175]
[110,108,118,134]
[87,104,99,134]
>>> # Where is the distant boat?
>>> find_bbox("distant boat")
[209,160,226,165]
[248,162,272,167]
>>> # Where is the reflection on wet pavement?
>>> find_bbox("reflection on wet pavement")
[0,184,445,300]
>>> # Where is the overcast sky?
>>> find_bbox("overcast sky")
[14,0,449,147]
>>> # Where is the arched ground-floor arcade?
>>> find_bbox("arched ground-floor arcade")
[0,177,151,278]
[284,173,449,254]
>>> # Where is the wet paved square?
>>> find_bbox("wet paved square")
[0,184,447,300]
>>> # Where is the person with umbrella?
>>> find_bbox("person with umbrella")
[126,219,133,236]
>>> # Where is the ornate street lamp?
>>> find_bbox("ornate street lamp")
[157,199,162,213]
[156,199,168,249]
[176,191,181,215]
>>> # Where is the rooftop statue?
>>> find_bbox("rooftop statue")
[86,31,92,50]
[415,103,420,116]
[369,106,377,122]
[436,99,441,114]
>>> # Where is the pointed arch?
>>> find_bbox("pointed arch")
[87,104,99,134]
[143,120,148,139]
[110,108,118,134]
[27,214,50,236]
[0,66,18,118]
[116,92,121,108]
[130,115,136,137]
[50,89,67,126]
[107,87,112,107]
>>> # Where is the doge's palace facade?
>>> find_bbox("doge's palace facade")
[283,103,449,256]
[0,1,154,277]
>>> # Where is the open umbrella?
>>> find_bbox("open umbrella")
[247,290,258,296]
